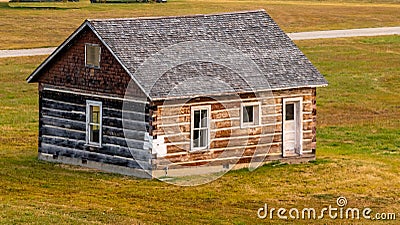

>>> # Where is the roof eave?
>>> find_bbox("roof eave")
[273,83,329,90]
[150,83,328,101]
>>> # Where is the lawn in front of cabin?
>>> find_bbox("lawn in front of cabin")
[0,35,399,224]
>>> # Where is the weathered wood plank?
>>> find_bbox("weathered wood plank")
[120,101,149,113]
[42,107,86,122]
[42,90,85,105]
[42,116,86,131]
[102,135,145,149]
[41,135,151,161]
[162,143,282,164]
[167,144,188,154]
[42,98,85,112]
[104,108,149,122]
[102,144,152,161]
[42,125,86,140]
[303,131,313,140]
[42,89,148,111]
[157,106,190,117]
[155,115,190,125]
[40,143,151,170]
[303,121,313,130]
[303,113,313,120]
[262,114,281,123]
[164,134,190,144]
[103,126,146,141]
[209,136,274,149]
[262,105,281,115]
[103,117,149,132]
[41,135,86,150]
[164,134,280,155]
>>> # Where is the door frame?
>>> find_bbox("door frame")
[282,97,303,157]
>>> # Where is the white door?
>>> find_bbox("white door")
[283,98,302,156]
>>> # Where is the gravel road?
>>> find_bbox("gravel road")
[1,26,399,58]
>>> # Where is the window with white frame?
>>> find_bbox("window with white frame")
[240,102,261,127]
[86,100,102,146]
[191,106,211,151]
[85,44,101,68]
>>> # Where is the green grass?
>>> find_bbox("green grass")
[0,56,43,156]
[0,35,399,224]
[1,0,400,49]
[300,36,400,125]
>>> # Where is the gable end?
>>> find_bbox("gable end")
[26,21,148,99]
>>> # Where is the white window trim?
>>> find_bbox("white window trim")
[240,102,262,128]
[282,97,303,156]
[190,105,211,152]
[86,100,103,147]
[85,43,101,69]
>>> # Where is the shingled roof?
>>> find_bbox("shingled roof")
[27,10,327,100]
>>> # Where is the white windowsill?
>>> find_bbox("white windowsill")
[85,143,102,148]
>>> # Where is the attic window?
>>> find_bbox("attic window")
[85,44,101,68]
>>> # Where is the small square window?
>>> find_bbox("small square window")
[241,102,260,127]
[85,44,101,68]
[243,105,254,123]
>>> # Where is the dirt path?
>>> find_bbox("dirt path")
[0,47,56,58]
[1,26,399,58]
[288,26,400,40]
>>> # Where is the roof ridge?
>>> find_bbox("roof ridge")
[87,9,266,22]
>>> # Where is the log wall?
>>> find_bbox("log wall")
[151,88,317,169]
[39,87,152,171]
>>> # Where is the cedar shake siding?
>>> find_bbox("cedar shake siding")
[35,27,142,98]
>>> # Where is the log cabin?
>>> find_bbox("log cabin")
[26,10,328,178]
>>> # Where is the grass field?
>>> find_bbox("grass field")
[0,34,399,223]
[1,0,400,223]
[0,0,400,49]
